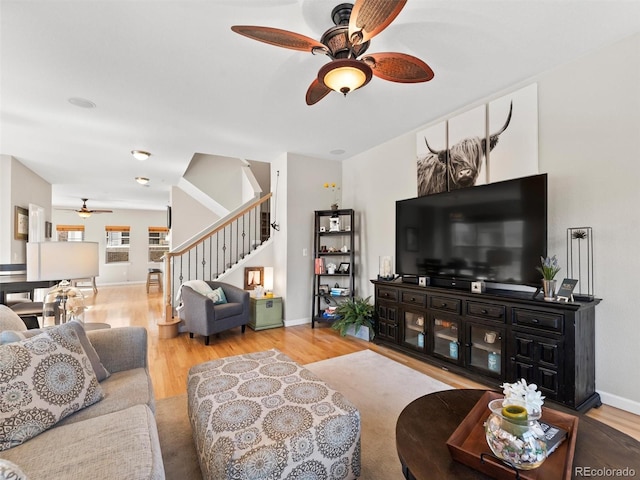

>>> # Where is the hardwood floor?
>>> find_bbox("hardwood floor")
[82,284,640,442]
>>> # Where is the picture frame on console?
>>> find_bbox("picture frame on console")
[556,278,578,302]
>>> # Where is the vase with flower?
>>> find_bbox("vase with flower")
[323,182,340,210]
[537,255,561,300]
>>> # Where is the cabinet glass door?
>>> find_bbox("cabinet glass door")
[468,324,504,376]
[431,317,460,362]
[403,311,426,350]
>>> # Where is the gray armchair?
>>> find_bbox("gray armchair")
[181,281,250,345]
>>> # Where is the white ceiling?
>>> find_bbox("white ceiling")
[2,1,640,212]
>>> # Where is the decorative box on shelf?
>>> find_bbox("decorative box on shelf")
[446,391,578,480]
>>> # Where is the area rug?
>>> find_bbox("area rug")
[155,349,452,479]
[305,350,453,479]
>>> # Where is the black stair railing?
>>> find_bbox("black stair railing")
[163,193,272,320]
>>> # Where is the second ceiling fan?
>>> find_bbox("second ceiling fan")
[231,0,434,105]
[74,198,113,218]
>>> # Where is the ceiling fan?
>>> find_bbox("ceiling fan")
[231,0,434,105]
[72,198,113,218]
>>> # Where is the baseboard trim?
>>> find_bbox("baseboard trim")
[284,318,310,327]
[598,390,640,416]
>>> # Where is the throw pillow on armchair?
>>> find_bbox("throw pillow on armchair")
[207,287,228,305]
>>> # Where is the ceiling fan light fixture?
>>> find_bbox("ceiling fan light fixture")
[77,211,92,219]
[135,176,150,185]
[131,150,151,161]
[319,59,372,95]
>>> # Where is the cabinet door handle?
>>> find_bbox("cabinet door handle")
[465,343,473,348]
[410,297,415,301]
[532,318,540,323]
[481,309,488,314]
[441,303,447,308]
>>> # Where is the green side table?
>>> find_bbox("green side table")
[249,296,283,331]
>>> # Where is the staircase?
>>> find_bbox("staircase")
[162,195,272,321]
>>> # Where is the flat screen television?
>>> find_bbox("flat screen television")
[396,173,547,289]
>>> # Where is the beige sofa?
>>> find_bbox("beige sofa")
[0,306,165,479]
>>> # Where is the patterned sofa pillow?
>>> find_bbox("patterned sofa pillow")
[0,323,105,451]
[0,321,110,382]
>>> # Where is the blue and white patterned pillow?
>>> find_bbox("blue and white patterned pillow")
[207,287,228,305]
[0,323,104,451]
[0,321,110,382]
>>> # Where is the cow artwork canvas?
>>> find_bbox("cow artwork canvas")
[448,104,489,188]
[487,84,539,183]
[416,120,447,195]
[416,83,538,197]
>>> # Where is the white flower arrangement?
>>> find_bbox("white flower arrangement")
[501,378,545,414]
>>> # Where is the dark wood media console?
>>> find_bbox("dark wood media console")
[372,279,602,412]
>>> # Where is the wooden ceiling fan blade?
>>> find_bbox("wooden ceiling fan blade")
[348,0,407,45]
[90,210,113,214]
[231,25,327,53]
[363,52,434,83]
[305,78,332,105]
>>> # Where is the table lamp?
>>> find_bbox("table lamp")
[27,242,99,324]
[263,267,274,297]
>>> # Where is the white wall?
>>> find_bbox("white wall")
[270,154,288,320]
[0,155,52,264]
[248,159,270,195]
[183,154,245,211]
[284,153,342,325]
[342,33,640,413]
[538,33,640,413]
[52,208,166,284]
[169,185,219,248]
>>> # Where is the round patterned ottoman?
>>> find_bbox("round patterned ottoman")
[187,349,361,479]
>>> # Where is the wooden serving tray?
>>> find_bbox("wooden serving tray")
[446,391,579,480]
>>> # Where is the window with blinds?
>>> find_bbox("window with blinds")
[105,226,130,263]
[148,227,169,262]
[56,224,85,242]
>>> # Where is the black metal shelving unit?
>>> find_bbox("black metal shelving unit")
[312,209,355,328]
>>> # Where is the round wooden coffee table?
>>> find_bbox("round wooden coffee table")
[396,389,640,480]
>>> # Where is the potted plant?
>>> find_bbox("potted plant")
[536,255,561,300]
[331,296,376,341]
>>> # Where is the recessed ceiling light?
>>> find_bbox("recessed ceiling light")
[131,150,151,161]
[135,177,149,185]
[330,149,346,155]
[68,97,96,109]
